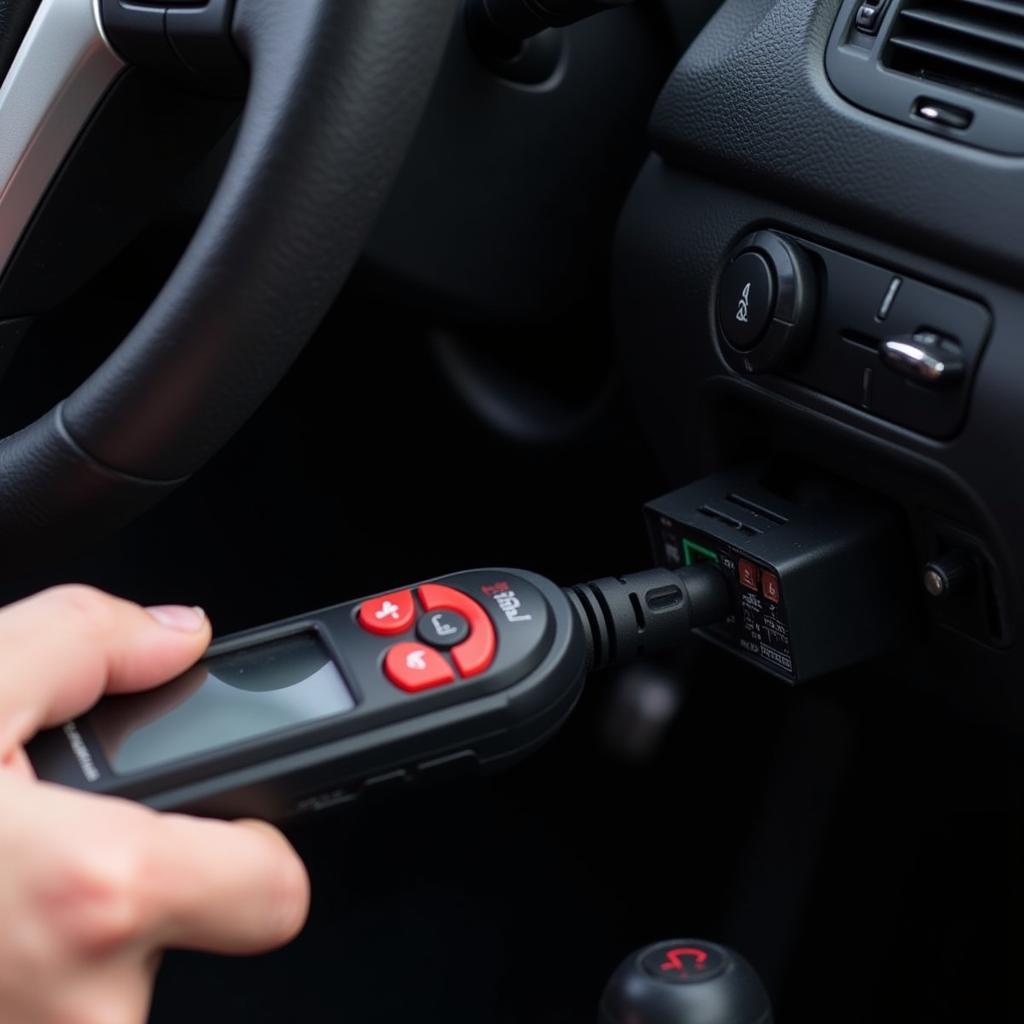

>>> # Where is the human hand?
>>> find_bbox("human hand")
[0,586,310,1024]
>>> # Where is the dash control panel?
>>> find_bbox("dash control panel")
[716,231,991,439]
[646,468,917,683]
[28,570,587,822]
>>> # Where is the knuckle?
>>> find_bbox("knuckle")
[43,845,149,954]
[44,585,114,634]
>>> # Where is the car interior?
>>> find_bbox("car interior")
[0,0,1021,1020]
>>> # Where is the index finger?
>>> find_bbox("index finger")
[141,814,311,954]
[7,774,310,958]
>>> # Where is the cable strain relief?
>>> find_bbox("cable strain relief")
[565,584,605,672]
[564,563,730,672]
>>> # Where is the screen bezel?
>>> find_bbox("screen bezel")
[89,626,358,778]
[72,620,367,795]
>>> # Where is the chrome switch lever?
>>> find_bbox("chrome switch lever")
[880,331,965,385]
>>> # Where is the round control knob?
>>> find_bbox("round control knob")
[719,251,775,351]
[599,939,772,1024]
[716,231,818,373]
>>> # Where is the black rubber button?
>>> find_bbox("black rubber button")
[718,250,776,351]
[640,942,728,985]
[416,610,470,650]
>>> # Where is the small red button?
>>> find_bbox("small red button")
[738,560,760,592]
[384,643,455,692]
[762,571,781,605]
[418,584,497,679]
[358,590,415,636]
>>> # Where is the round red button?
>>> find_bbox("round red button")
[358,590,415,635]
[384,643,455,693]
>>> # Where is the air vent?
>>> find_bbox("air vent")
[827,0,1024,152]
[885,0,1024,107]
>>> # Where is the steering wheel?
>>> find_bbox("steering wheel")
[0,0,456,570]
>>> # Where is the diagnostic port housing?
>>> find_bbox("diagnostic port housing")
[646,466,918,683]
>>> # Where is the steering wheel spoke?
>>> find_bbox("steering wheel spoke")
[0,0,123,280]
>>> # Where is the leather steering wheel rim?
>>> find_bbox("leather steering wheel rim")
[0,0,457,572]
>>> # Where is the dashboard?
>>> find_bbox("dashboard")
[0,3,1017,1021]
[613,0,1024,717]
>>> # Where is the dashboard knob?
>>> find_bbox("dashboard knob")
[599,938,773,1024]
[716,231,818,373]
[719,250,776,352]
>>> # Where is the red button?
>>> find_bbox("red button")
[358,590,415,635]
[762,571,781,605]
[418,584,497,678]
[384,643,455,692]
[738,560,760,592]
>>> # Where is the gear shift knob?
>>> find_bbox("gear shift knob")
[598,939,772,1024]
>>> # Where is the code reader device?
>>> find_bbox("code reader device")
[27,560,732,822]
[29,571,588,822]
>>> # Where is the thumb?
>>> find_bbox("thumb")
[0,585,211,754]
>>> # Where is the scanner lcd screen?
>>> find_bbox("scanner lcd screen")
[88,632,355,775]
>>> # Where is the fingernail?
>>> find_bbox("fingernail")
[146,605,207,632]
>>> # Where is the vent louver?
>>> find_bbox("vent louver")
[885,0,1024,107]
